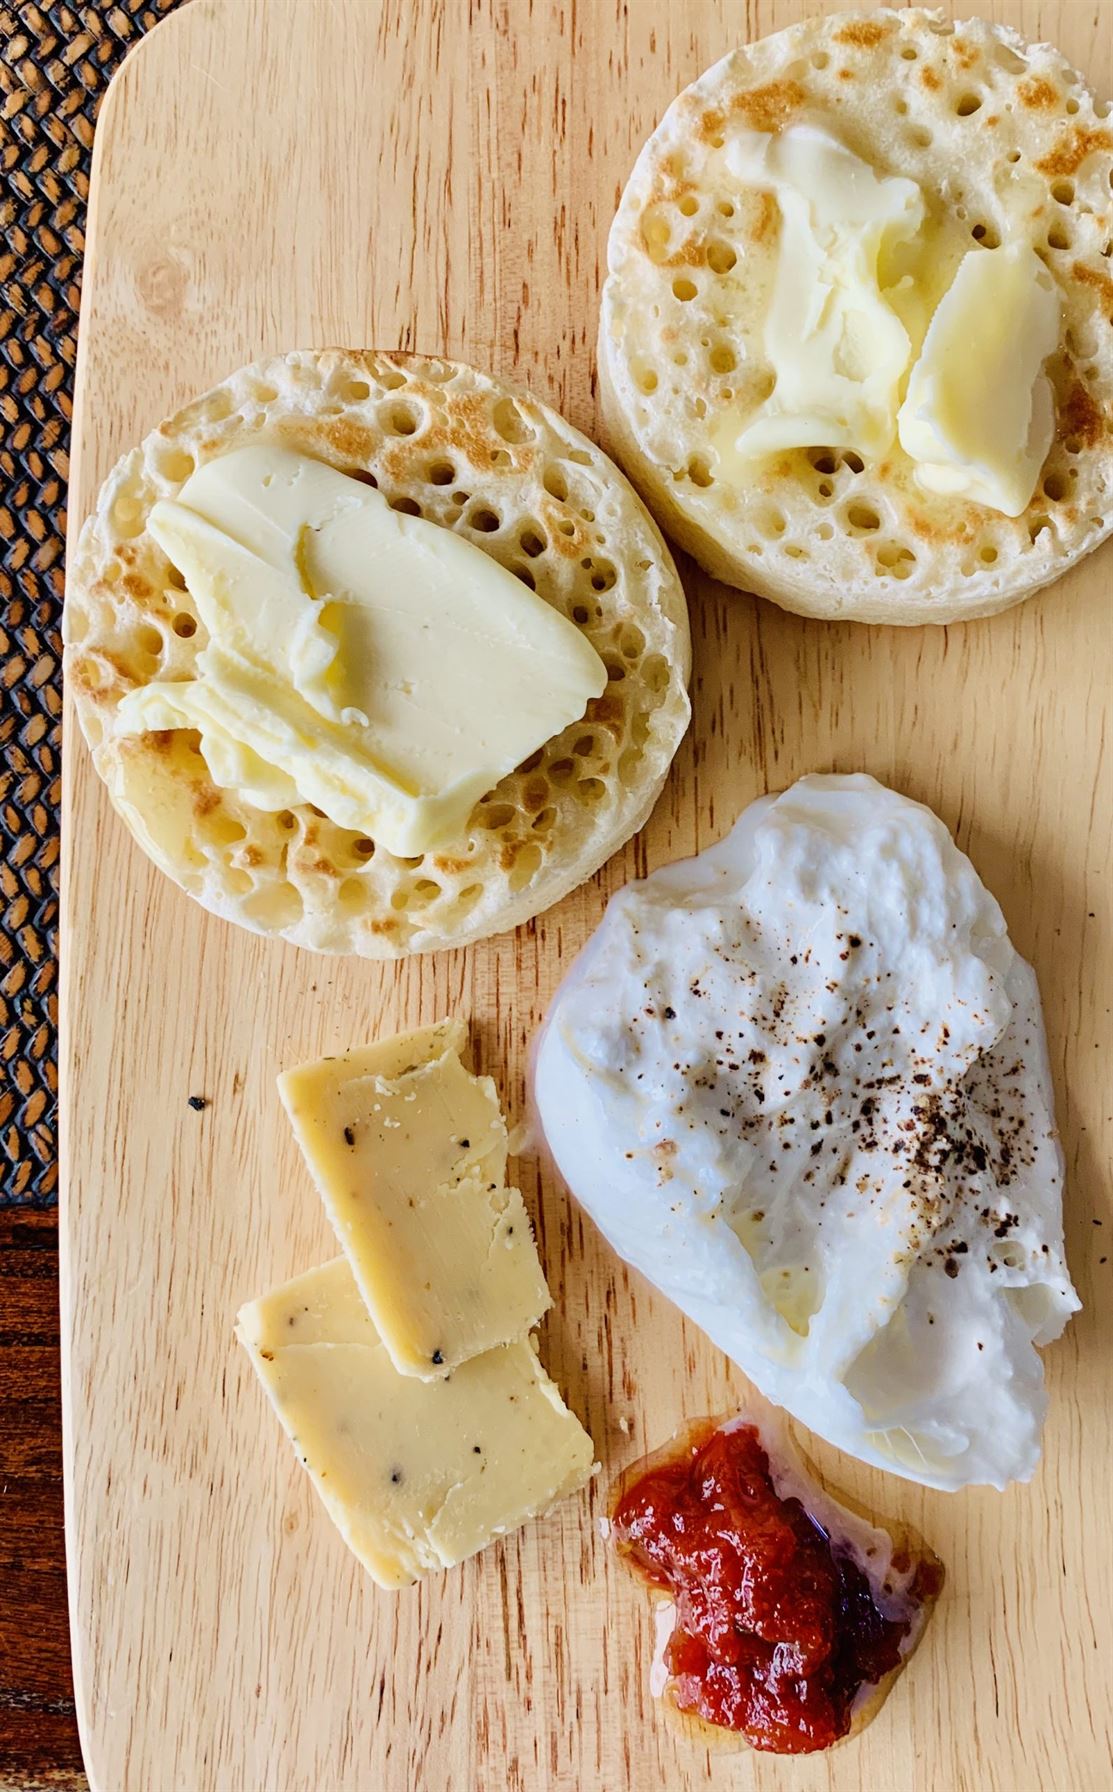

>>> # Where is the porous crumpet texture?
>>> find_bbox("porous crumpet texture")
[600,8,1112,624]
[65,351,691,955]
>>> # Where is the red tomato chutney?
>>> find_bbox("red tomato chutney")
[610,1421,940,1754]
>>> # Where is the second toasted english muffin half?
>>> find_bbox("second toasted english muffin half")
[64,351,691,956]
[599,8,1112,624]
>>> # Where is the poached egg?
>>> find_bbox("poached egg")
[533,775,1079,1491]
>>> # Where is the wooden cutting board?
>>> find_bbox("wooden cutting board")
[59,1,1112,1788]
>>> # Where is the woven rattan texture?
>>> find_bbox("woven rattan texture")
[1,2,183,1203]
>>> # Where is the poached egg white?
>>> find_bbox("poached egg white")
[533,775,1079,1491]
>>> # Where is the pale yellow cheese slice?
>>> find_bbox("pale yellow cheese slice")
[236,1257,595,1590]
[278,1020,551,1378]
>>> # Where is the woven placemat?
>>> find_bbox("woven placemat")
[1,2,184,1204]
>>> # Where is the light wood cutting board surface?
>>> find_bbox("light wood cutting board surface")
[60,2,1112,1788]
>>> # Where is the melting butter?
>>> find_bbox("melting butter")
[713,126,924,467]
[898,244,1060,517]
[116,445,606,856]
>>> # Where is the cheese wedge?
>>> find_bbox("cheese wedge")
[279,1020,551,1378]
[236,1257,595,1590]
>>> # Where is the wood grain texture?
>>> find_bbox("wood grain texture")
[59,2,1112,1789]
[0,1213,86,1791]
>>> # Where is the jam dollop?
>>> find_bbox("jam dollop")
[611,1421,939,1754]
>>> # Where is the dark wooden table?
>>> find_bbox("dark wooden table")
[0,1213,84,1788]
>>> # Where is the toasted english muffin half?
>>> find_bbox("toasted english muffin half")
[599,8,1112,624]
[64,351,691,956]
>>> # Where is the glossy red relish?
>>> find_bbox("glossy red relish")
[611,1422,936,1754]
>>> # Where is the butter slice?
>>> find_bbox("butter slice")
[115,445,606,855]
[897,244,1060,516]
[715,126,923,465]
[236,1257,594,1589]
[278,1020,552,1379]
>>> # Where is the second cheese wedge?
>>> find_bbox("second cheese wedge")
[237,1257,594,1589]
[278,1020,551,1378]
